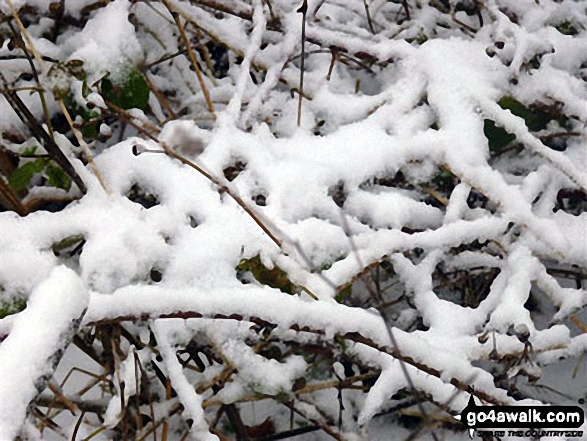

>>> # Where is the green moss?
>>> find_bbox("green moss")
[0,296,26,319]
[554,21,579,36]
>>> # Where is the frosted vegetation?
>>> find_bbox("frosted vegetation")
[0,0,586,439]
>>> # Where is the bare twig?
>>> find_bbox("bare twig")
[162,0,216,118]
[0,176,27,216]
[71,411,86,441]
[5,3,56,141]
[401,0,411,21]
[297,0,308,127]
[282,400,345,441]
[0,72,87,194]
[363,0,375,33]
[56,98,111,194]
[327,49,337,81]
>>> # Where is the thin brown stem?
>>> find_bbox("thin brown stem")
[142,48,187,70]
[5,9,56,141]
[56,98,111,194]
[0,72,87,194]
[327,49,337,81]
[162,0,216,118]
[282,400,345,441]
[401,0,411,21]
[165,148,283,248]
[71,411,86,441]
[106,101,283,248]
[142,72,178,121]
[363,0,375,33]
[296,0,308,127]
[0,176,27,216]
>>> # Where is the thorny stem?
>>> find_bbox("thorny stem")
[85,310,508,406]
[186,0,397,68]
[379,309,441,441]
[339,218,440,439]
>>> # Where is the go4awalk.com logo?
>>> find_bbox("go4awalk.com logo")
[456,396,585,438]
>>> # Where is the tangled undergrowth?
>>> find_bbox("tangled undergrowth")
[0,0,587,439]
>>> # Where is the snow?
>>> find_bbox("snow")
[63,0,143,83]
[153,321,219,441]
[0,266,88,440]
[103,346,144,427]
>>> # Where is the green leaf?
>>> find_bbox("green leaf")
[8,158,47,192]
[416,33,428,45]
[22,145,38,156]
[335,285,352,303]
[484,119,516,153]
[484,96,555,153]
[497,96,551,132]
[236,255,296,295]
[81,124,99,140]
[63,93,100,130]
[45,161,72,191]
[0,296,26,319]
[52,235,84,253]
[101,69,150,111]
[81,79,92,98]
